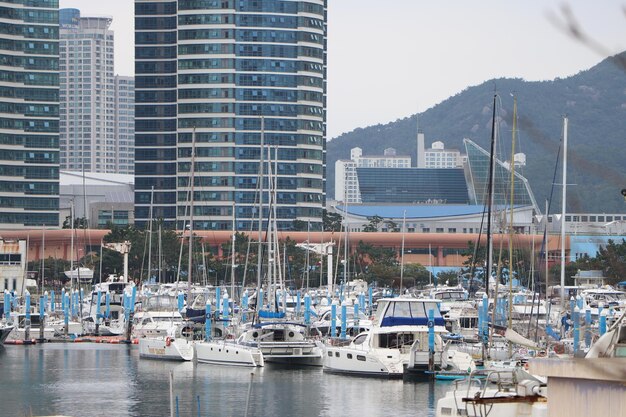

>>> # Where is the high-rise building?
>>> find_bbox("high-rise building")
[59,9,134,175]
[135,0,327,231]
[0,0,60,229]
[114,76,135,174]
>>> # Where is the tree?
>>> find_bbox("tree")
[384,219,400,232]
[292,219,308,231]
[437,269,460,286]
[323,209,343,232]
[102,224,185,283]
[595,239,626,285]
[62,216,88,229]
[403,263,432,288]
[362,215,383,232]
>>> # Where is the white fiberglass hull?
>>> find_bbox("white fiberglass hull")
[1,325,14,344]
[8,326,56,341]
[195,340,264,367]
[257,341,323,366]
[138,337,194,361]
[324,346,405,378]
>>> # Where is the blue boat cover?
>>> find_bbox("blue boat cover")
[258,310,286,319]
[380,317,445,327]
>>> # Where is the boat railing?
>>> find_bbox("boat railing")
[450,369,518,413]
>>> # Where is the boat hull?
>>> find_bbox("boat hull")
[195,340,264,367]
[138,337,194,361]
[323,346,404,378]
[1,325,14,344]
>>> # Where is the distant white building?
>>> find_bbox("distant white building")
[424,141,463,169]
[335,147,411,203]
[0,239,28,296]
[59,171,134,229]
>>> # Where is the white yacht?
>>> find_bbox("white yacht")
[195,335,264,367]
[132,295,185,339]
[435,369,548,417]
[323,298,450,378]
[138,323,194,361]
[7,312,56,341]
[238,319,323,366]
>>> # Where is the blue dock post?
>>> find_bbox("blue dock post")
[477,299,483,340]
[177,292,184,313]
[49,290,54,313]
[428,308,435,372]
[223,293,229,318]
[216,287,221,313]
[242,292,249,322]
[24,290,31,340]
[105,291,111,320]
[482,294,489,343]
[3,290,10,319]
[569,296,575,316]
[205,302,212,341]
[96,290,102,320]
[359,292,365,314]
[585,308,592,348]
[573,306,580,354]
[130,286,137,313]
[330,302,337,338]
[304,294,311,325]
[296,291,301,318]
[340,304,347,339]
[353,302,359,330]
[25,290,31,320]
[368,287,373,316]
[63,291,69,336]
[599,310,607,336]
[39,295,45,319]
[258,289,264,312]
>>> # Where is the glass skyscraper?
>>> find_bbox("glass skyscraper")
[135,0,327,231]
[0,0,60,228]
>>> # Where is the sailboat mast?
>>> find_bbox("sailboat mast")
[560,117,568,309]
[187,128,197,302]
[485,94,498,298]
[231,202,236,302]
[256,118,264,299]
[508,96,517,331]
[147,186,154,283]
[400,210,406,293]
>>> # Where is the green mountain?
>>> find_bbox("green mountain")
[326,52,626,214]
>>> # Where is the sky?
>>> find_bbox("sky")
[59,0,626,139]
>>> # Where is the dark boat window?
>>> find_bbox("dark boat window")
[357,355,366,361]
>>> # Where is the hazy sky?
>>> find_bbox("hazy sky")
[59,0,626,139]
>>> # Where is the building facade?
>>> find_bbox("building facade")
[135,0,327,231]
[59,9,134,175]
[424,141,463,169]
[335,147,411,203]
[0,0,60,229]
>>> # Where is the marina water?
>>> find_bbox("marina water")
[0,344,450,417]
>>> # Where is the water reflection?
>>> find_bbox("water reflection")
[0,345,448,417]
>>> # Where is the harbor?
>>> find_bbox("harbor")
[0,343,450,417]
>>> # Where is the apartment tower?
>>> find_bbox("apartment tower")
[0,0,60,228]
[135,0,327,230]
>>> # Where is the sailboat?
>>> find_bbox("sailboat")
[137,132,198,361]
